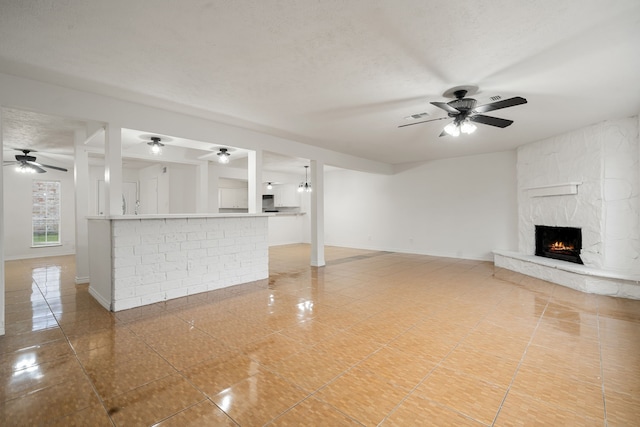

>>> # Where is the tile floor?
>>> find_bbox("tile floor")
[1,244,639,426]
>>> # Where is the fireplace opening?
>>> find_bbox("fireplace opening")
[535,225,583,264]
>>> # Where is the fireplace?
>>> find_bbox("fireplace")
[535,225,583,264]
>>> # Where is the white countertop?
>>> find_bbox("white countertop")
[87,213,273,220]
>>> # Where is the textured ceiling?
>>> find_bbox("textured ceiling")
[0,0,639,167]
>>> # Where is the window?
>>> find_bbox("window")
[32,180,61,246]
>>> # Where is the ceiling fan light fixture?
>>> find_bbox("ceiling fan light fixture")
[17,163,36,174]
[460,121,477,135]
[217,148,231,164]
[147,137,164,155]
[444,122,460,137]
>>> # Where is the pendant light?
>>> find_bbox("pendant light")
[147,136,164,155]
[266,182,273,190]
[297,165,312,193]
[217,148,231,164]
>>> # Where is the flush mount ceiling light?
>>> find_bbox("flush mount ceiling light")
[217,148,231,164]
[297,165,312,193]
[147,136,164,155]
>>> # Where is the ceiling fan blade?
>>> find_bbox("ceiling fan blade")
[29,161,68,172]
[22,162,47,173]
[26,161,50,173]
[39,163,68,172]
[430,102,460,115]
[3,161,18,165]
[469,115,514,128]
[398,116,449,128]
[472,96,527,114]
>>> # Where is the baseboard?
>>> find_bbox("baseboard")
[88,286,112,311]
[75,276,90,284]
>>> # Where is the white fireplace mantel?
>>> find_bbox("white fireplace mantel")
[524,182,582,197]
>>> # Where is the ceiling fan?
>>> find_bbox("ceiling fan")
[399,86,527,137]
[3,149,68,173]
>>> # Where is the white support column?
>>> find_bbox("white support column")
[74,129,90,283]
[209,163,220,212]
[195,161,209,213]
[104,123,123,216]
[310,160,325,267]
[248,150,263,214]
[0,107,5,336]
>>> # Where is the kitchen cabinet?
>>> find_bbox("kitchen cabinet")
[274,184,300,207]
[219,188,248,209]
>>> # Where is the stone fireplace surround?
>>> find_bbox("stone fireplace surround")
[494,115,640,299]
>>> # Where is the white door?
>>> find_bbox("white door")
[140,178,158,214]
[122,182,138,214]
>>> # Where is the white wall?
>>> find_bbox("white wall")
[3,167,76,260]
[325,151,518,261]
[168,164,196,213]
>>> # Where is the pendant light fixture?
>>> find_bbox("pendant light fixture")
[266,182,273,190]
[217,148,231,164]
[147,136,164,155]
[297,165,312,193]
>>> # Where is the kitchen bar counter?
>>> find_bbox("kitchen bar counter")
[88,214,269,311]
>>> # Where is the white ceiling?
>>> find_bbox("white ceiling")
[0,0,639,168]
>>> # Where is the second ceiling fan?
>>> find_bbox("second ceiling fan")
[399,86,527,137]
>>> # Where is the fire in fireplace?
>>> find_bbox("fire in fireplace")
[535,225,583,264]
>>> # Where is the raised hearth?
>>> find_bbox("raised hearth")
[493,250,640,299]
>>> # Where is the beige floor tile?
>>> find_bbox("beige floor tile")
[0,376,100,426]
[356,346,438,391]
[495,390,602,426]
[0,354,86,402]
[67,325,141,354]
[239,332,309,366]
[0,338,72,377]
[519,343,602,385]
[105,373,205,426]
[155,400,237,426]
[0,328,65,355]
[461,323,531,360]
[387,329,460,362]
[602,364,640,395]
[270,397,361,426]
[312,330,382,365]
[279,319,340,346]
[382,394,486,426]
[46,403,113,427]
[414,366,507,425]
[439,344,520,388]
[78,345,175,400]
[143,326,230,370]
[605,389,640,427]
[211,370,307,426]
[182,351,261,397]
[315,367,409,426]
[510,368,605,420]
[3,247,639,425]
